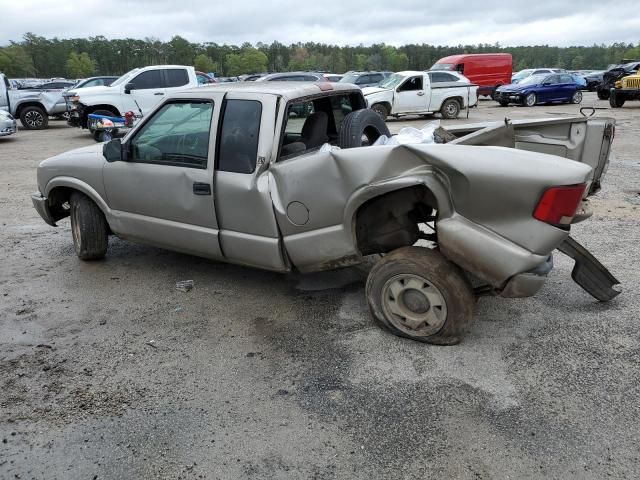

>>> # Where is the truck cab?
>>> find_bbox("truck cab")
[67,65,199,130]
[361,71,478,120]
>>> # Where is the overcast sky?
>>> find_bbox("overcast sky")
[1,0,639,47]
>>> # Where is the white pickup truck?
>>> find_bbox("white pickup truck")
[67,65,199,132]
[0,73,69,129]
[362,70,478,120]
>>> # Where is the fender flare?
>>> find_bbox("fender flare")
[342,168,454,247]
[45,176,112,218]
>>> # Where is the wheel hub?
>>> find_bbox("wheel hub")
[402,288,430,314]
[381,274,447,335]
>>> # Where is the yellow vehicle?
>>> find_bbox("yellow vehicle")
[610,72,640,107]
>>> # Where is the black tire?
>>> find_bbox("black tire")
[92,130,105,142]
[524,92,537,107]
[370,103,389,121]
[571,90,583,104]
[70,192,108,261]
[499,101,509,107]
[440,98,461,119]
[609,92,625,108]
[597,89,609,100]
[20,106,49,130]
[338,108,391,148]
[366,246,475,345]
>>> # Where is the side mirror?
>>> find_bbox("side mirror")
[103,138,127,162]
[124,82,135,94]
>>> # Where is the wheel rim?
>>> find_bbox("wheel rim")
[24,110,44,127]
[445,102,458,116]
[526,94,536,106]
[573,91,582,103]
[373,105,386,119]
[381,274,447,336]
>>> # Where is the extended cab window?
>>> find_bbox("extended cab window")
[218,100,262,174]
[166,69,190,88]
[398,76,423,92]
[131,70,164,89]
[130,101,213,168]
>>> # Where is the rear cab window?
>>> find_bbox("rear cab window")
[278,92,366,160]
[217,99,262,174]
[166,69,190,88]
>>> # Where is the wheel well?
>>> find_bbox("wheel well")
[15,102,46,118]
[371,101,391,112]
[443,96,463,108]
[355,185,439,256]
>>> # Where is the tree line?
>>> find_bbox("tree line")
[1,33,639,78]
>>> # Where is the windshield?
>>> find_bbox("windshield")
[378,73,404,89]
[430,63,454,71]
[339,74,360,84]
[110,68,140,87]
[518,74,546,85]
[512,70,533,80]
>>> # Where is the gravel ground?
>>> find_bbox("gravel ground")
[1,94,639,479]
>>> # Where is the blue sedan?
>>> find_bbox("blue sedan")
[494,73,582,107]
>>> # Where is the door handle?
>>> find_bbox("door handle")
[417,91,425,96]
[193,182,211,195]
[154,92,165,96]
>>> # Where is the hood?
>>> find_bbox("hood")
[362,86,389,96]
[499,82,537,92]
[67,85,116,98]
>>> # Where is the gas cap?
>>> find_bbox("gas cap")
[286,201,309,225]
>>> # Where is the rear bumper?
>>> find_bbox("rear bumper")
[500,255,553,298]
[31,192,57,226]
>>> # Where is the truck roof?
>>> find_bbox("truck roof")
[190,81,360,101]
[436,53,512,63]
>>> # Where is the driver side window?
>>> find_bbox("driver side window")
[130,101,214,169]
[397,76,423,92]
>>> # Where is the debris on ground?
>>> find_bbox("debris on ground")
[175,280,194,292]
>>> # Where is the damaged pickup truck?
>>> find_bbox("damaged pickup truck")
[31,82,620,344]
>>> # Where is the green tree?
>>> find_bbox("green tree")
[225,48,268,76]
[194,53,219,73]
[66,52,95,77]
[0,45,36,76]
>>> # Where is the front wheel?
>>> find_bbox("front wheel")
[371,103,389,121]
[571,90,583,104]
[524,93,537,107]
[609,92,625,108]
[70,192,108,260]
[440,99,461,119]
[366,247,475,345]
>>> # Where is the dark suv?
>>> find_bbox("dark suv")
[339,72,392,88]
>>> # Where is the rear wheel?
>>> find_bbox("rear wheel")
[525,93,537,107]
[366,247,475,345]
[20,106,48,130]
[440,99,461,119]
[70,192,108,260]
[499,101,509,107]
[571,90,583,104]
[597,89,609,100]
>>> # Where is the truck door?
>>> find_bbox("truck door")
[213,93,288,271]
[103,92,226,259]
[394,74,430,113]
[124,69,168,114]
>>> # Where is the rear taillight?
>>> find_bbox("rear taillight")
[533,184,587,226]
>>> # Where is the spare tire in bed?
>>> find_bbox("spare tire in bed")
[338,109,391,149]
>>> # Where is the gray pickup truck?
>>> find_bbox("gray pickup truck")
[31,82,619,344]
[1,73,69,129]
